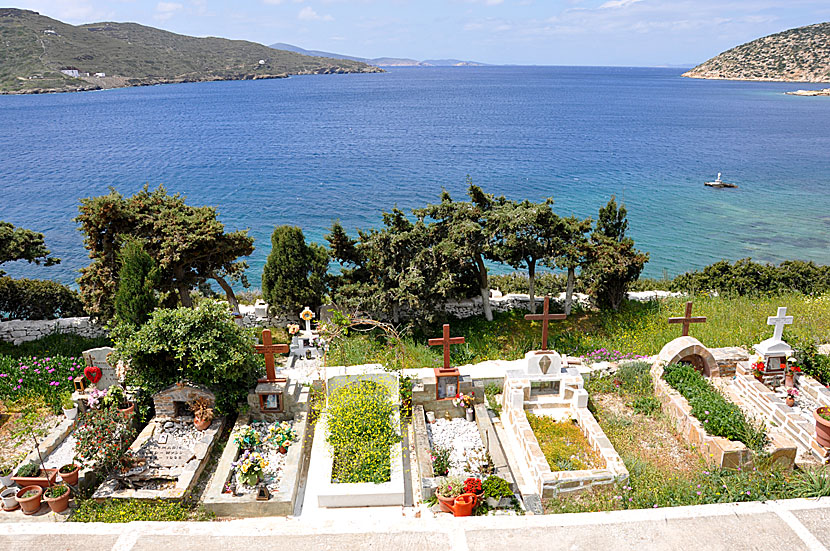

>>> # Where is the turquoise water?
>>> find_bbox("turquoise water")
[1,66,829,287]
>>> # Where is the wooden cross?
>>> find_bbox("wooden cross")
[767,306,793,342]
[428,324,465,372]
[254,329,289,381]
[668,301,707,336]
[524,296,566,352]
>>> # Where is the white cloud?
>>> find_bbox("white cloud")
[598,0,643,9]
[298,6,333,21]
[155,1,182,20]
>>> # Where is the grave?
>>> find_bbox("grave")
[306,364,404,508]
[93,383,223,501]
[652,307,797,469]
[203,329,311,516]
[498,306,626,498]
[288,307,324,367]
[72,347,122,412]
[752,307,794,387]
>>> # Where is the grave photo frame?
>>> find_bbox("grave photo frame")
[259,392,284,413]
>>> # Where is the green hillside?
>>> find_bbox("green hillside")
[0,8,381,94]
[683,22,830,82]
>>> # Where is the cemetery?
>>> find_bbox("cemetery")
[2,291,830,523]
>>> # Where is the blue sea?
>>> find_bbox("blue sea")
[1,66,830,288]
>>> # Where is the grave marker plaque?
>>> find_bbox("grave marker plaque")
[82,347,119,389]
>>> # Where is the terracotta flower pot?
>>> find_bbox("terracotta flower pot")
[15,485,42,515]
[58,465,80,486]
[11,468,58,489]
[278,445,288,454]
[436,492,456,513]
[452,493,477,517]
[194,416,212,431]
[815,407,830,448]
[785,373,794,388]
[119,402,135,416]
[786,396,796,407]
[43,485,70,513]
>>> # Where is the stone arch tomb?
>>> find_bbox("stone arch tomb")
[653,336,719,377]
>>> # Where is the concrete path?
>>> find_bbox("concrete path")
[4,497,830,551]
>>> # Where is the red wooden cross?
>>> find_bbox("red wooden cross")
[255,329,289,381]
[524,296,566,352]
[428,324,465,372]
[668,301,707,337]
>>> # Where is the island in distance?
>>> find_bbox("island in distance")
[0,8,381,94]
[269,43,487,67]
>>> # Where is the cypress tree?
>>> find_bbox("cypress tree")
[262,226,328,315]
[114,238,159,328]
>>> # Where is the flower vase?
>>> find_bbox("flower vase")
[785,373,794,388]
[465,408,475,422]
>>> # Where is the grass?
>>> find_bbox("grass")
[69,499,213,522]
[0,332,111,358]
[327,294,830,370]
[527,414,603,472]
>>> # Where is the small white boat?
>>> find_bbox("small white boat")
[704,173,738,189]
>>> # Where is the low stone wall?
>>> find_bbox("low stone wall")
[733,363,830,463]
[711,347,750,378]
[652,361,796,469]
[0,317,107,345]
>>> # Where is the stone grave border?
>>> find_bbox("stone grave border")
[733,362,830,463]
[412,404,517,499]
[93,417,224,501]
[651,360,796,469]
[500,376,628,498]
[202,395,311,517]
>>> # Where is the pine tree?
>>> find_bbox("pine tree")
[113,238,159,328]
[262,226,328,315]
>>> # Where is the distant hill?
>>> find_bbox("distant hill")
[683,22,830,82]
[269,42,485,67]
[0,9,381,94]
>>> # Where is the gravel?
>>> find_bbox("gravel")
[426,417,488,477]
[43,432,76,469]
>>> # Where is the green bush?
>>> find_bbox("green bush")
[74,405,136,472]
[663,363,768,451]
[0,277,85,320]
[326,380,401,484]
[113,238,159,329]
[482,475,513,499]
[672,259,830,296]
[112,300,260,414]
[792,336,830,385]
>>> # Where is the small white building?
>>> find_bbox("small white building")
[94,72,106,78]
[60,69,80,78]
[258,59,266,65]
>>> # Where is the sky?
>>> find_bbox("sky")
[8,0,830,66]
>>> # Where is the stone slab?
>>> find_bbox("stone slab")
[466,512,805,551]
[792,507,830,548]
[131,533,450,551]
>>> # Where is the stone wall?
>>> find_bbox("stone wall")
[153,383,216,418]
[0,316,107,345]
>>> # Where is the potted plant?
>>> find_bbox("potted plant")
[11,462,58,489]
[190,397,214,431]
[233,450,268,487]
[815,407,830,448]
[435,476,462,513]
[785,388,799,408]
[482,475,514,508]
[431,445,451,477]
[15,485,42,515]
[58,463,80,486]
[752,361,766,382]
[43,483,70,513]
[1,487,18,511]
[60,391,78,420]
[463,477,484,505]
[104,385,134,416]
[0,464,13,488]
[785,364,801,389]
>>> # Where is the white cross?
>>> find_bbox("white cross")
[767,306,793,342]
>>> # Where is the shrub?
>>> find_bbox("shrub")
[671,259,830,296]
[431,444,451,476]
[262,225,328,315]
[113,238,159,329]
[0,277,84,320]
[112,300,260,414]
[663,363,768,451]
[482,475,513,499]
[74,406,136,472]
[326,380,401,484]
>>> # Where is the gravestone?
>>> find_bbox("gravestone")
[524,296,567,376]
[81,347,119,389]
[753,306,794,386]
[289,307,324,366]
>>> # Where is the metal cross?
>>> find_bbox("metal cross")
[428,324,465,372]
[668,301,707,337]
[254,329,289,381]
[524,296,567,352]
[767,306,793,342]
